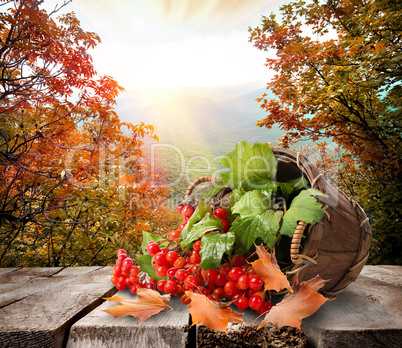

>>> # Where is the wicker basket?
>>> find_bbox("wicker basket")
[184,148,372,296]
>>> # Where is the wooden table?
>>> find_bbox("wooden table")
[1,266,401,348]
[0,267,116,348]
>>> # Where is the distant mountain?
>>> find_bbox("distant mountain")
[114,82,283,197]
[115,82,282,156]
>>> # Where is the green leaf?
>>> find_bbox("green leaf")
[231,188,246,206]
[230,210,282,250]
[232,190,272,217]
[276,182,295,199]
[290,176,309,191]
[200,231,235,270]
[241,178,278,198]
[219,141,277,190]
[141,231,168,254]
[137,254,166,281]
[181,214,223,247]
[194,181,225,201]
[180,202,212,241]
[279,189,328,237]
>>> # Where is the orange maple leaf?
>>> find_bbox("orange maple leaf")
[186,291,244,332]
[251,244,293,293]
[103,287,172,322]
[258,275,330,331]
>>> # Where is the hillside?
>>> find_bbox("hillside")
[115,83,282,199]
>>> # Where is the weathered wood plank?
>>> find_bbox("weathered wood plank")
[52,266,104,278]
[0,267,104,308]
[67,291,191,348]
[0,266,116,348]
[299,267,402,347]
[0,268,21,276]
[0,267,63,283]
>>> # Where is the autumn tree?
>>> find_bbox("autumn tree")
[249,0,402,264]
[0,0,176,266]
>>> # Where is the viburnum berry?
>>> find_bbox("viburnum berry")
[182,205,195,218]
[184,275,197,290]
[205,269,217,285]
[249,294,263,311]
[231,254,246,267]
[173,256,186,269]
[208,294,219,301]
[170,229,181,239]
[213,208,227,220]
[236,296,249,311]
[160,247,169,254]
[116,253,127,266]
[111,276,119,285]
[112,265,122,276]
[125,277,132,287]
[145,282,156,290]
[179,222,187,231]
[157,279,167,292]
[155,265,168,278]
[167,267,178,279]
[149,278,158,285]
[176,269,189,282]
[117,249,127,257]
[231,290,242,301]
[219,263,232,277]
[153,252,168,266]
[130,284,138,294]
[221,219,229,232]
[129,275,139,284]
[166,250,179,263]
[249,274,264,291]
[122,258,133,275]
[224,280,237,296]
[116,281,126,291]
[247,287,257,298]
[130,266,140,276]
[164,280,178,295]
[246,266,256,276]
[215,274,227,287]
[146,241,160,256]
[187,264,198,274]
[228,267,244,281]
[176,204,186,215]
[193,240,202,253]
[212,287,225,300]
[151,259,158,269]
[256,301,273,315]
[236,275,249,290]
[195,286,210,296]
[190,251,201,264]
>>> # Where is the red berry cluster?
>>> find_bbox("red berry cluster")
[110,249,157,294]
[110,204,274,316]
[170,203,195,239]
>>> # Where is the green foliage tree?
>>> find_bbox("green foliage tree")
[249,0,402,264]
[0,0,176,266]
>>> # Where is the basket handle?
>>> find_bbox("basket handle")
[184,176,216,199]
[291,221,318,265]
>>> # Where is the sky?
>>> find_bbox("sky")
[46,0,287,90]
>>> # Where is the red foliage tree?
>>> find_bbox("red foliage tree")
[249,0,401,264]
[0,0,175,266]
